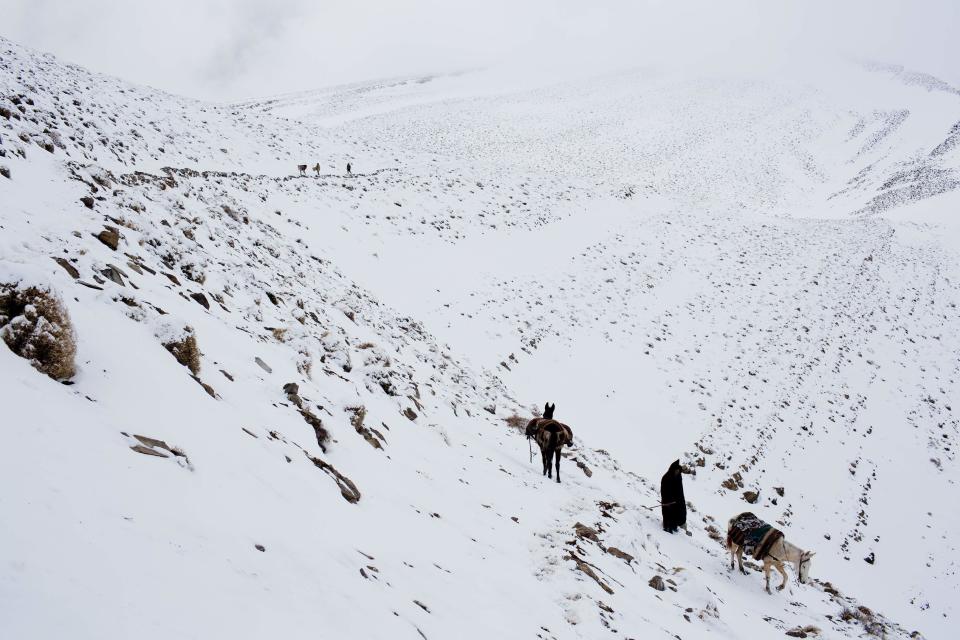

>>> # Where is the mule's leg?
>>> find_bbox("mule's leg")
[554,446,562,483]
[776,562,789,591]
[541,447,549,476]
[763,560,772,594]
[736,546,747,575]
[729,545,735,571]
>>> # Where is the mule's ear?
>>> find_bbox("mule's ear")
[549,402,556,410]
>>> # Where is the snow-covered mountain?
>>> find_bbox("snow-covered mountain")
[1,35,958,639]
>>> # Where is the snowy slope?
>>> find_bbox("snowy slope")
[1,36,957,640]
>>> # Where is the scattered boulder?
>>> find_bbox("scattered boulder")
[0,283,76,380]
[574,522,599,542]
[52,257,79,279]
[648,575,666,591]
[743,490,760,504]
[568,553,614,594]
[100,265,126,286]
[306,453,360,503]
[95,226,119,250]
[0,165,10,179]
[403,407,418,421]
[606,547,634,564]
[255,356,272,373]
[348,405,383,450]
[130,444,168,458]
[80,196,95,209]
[189,292,209,309]
[191,375,217,398]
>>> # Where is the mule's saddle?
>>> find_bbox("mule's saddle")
[729,512,784,560]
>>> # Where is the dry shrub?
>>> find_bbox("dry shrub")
[164,331,200,375]
[271,327,288,342]
[503,413,529,430]
[0,283,77,380]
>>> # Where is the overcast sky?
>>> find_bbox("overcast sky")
[2,0,957,102]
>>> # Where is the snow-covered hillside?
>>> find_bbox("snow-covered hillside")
[1,36,958,639]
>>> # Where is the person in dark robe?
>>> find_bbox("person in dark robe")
[346,162,352,175]
[660,459,686,533]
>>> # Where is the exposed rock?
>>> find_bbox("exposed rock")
[255,544,266,552]
[255,356,272,373]
[95,226,119,250]
[100,265,126,286]
[606,547,634,563]
[574,522,599,542]
[573,456,593,477]
[299,407,329,452]
[568,553,613,594]
[403,407,418,421]
[0,165,10,179]
[306,453,361,503]
[52,257,79,279]
[189,292,209,309]
[743,490,760,504]
[283,382,299,395]
[648,575,666,591]
[191,375,217,398]
[80,196,95,209]
[130,444,168,458]
[348,405,383,449]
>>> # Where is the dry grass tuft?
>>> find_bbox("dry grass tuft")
[503,413,530,431]
[0,283,76,380]
[164,331,200,375]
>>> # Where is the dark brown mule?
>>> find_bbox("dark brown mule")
[525,402,574,483]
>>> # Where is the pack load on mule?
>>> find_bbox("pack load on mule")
[727,512,782,559]
[727,511,815,594]
[660,460,686,533]
[525,402,574,483]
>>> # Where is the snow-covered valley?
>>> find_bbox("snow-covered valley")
[1,36,958,639]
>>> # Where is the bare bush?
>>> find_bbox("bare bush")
[0,283,76,380]
[163,330,200,375]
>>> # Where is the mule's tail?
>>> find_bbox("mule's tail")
[546,426,560,453]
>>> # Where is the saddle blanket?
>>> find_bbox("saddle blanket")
[729,512,783,560]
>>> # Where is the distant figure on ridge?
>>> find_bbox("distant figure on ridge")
[297,164,307,176]
[312,163,321,176]
[346,162,352,175]
[660,460,687,533]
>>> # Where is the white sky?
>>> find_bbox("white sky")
[2,0,957,102]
